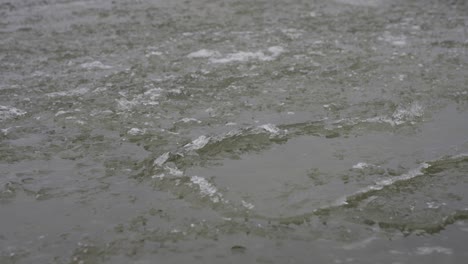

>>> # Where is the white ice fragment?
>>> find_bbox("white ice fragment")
[267,46,285,57]
[426,201,446,209]
[332,163,430,207]
[0,105,26,122]
[116,98,138,110]
[127,128,145,136]
[180,117,201,123]
[146,51,163,57]
[259,123,280,134]
[154,152,170,167]
[415,246,453,255]
[352,162,370,169]
[80,61,113,70]
[184,135,210,151]
[190,176,221,202]
[241,200,255,210]
[152,174,165,179]
[379,32,407,46]
[187,49,220,58]
[375,163,429,186]
[143,88,163,100]
[166,166,183,176]
[343,237,378,250]
[211,51,264,63]
[210,46,285,63]
[55,110,69,117]
[46,87,89,98]
[391,102,424,125]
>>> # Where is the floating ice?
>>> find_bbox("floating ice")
[187,49,220,58]
[0,105,26,121]
[391,102,424,125]
[46,87,89,98]
[116,88,161,110]
[116,98,138,110]
[374,163,429,187]
[152,173,165,179]
[258,123,281,135]
[190,176,222,203]
[55,110,70,117]
[379,32,407,46]
[145,51,163,57]
[361,102,424,126]
[333,163,430,206]
[180,117,201,123]
[127,128,145,136]
[165,166,183,176]
[143,87,163,100]
[80,61,113,70]
[415,246,453,255]
[267,46,285,57]
[154,152,170,167]
[184,135,210,151]
[335,0,384,7]
[352,162,370,169]
[210,46,285,63]
[211,51,265,63]
[343,237,378,250]
[241,200,255,210]
[426,201,446,209]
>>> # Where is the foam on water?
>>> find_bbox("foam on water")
[0,105,26,122]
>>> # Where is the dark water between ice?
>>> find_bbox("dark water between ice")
[1,0,468,263]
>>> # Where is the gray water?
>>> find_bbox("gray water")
[1,0,468,263]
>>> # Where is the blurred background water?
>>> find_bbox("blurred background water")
[1,0,468,263]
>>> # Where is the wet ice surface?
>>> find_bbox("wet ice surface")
[1,0,468,263]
